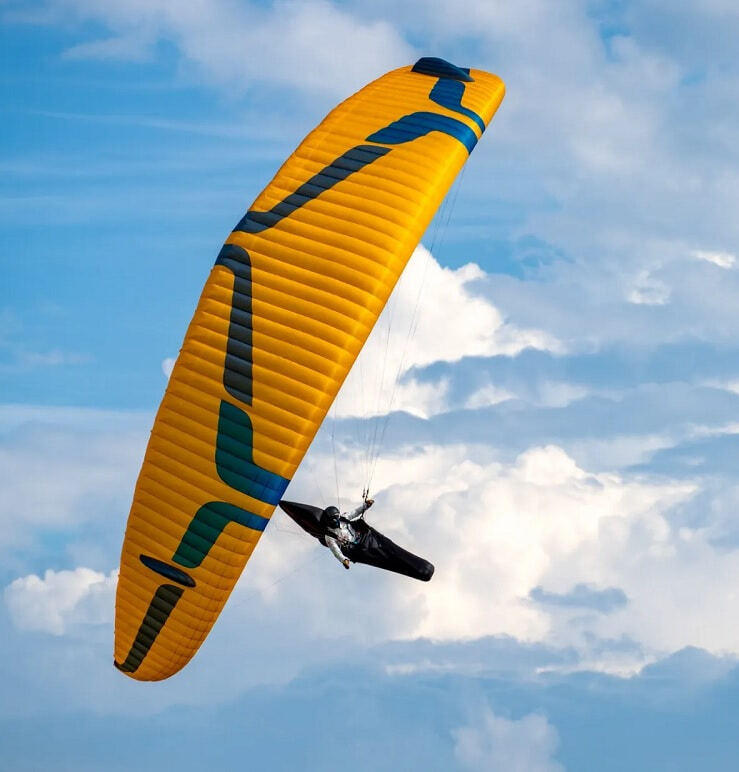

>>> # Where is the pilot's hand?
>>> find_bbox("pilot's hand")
[366,498,374,507]
[343,559,351,569]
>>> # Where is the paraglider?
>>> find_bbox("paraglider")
[280,498,435,581]
[114,56,505,680]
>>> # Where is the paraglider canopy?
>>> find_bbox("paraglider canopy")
[113,57,504,680]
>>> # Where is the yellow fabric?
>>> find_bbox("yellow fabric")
[114,63,505,680]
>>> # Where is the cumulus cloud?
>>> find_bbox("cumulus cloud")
[239,440,712,675]
[374,444,693,652]
[4,567,117,635]
[452,705,563,772]
[256,416,739,673]
[333,245,560,419]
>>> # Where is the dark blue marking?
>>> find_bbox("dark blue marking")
[234,145,391,235]
[412,56,474,82]
[231,66,484,239]
[139,554,196,588]
[429,79,486,134]
[215,243,254,405]
[366,112,478,154]
[216,242,250,280]
[172,501,269,569]
[114,584,183,674]
[216,400,290,505]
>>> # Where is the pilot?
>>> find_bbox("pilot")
[321,498,374,568]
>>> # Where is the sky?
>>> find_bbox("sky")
[3,0,739,769]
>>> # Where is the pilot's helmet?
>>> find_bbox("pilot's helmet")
[321,505,341,530]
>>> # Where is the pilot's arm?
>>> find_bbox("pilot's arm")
[344,498,374,521]
[326,535,350,569]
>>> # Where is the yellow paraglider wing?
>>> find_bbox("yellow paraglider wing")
[114,57,505,680]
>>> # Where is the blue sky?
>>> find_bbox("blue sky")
[3,1,739,770]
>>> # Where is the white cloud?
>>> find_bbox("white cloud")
[0,405,148,554]
[4,567,117,635]
[241,443,695,665]
[481,236,739,353]
[566,432,676,470]
[688,418,739,437]
[333,245,560,420]
[465,380,588,411]
[334,438,739,670]
[377,444,694,653]
[24,0,414,97]
[64,32,154,62]
[691,249,736,269]
[533,381,589,408]
[161,356,176,379]
[253,436,739,675]
[452,705,563,772]
[627,270,670,306]
[465,383,515,410]
[707,381,739,402]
